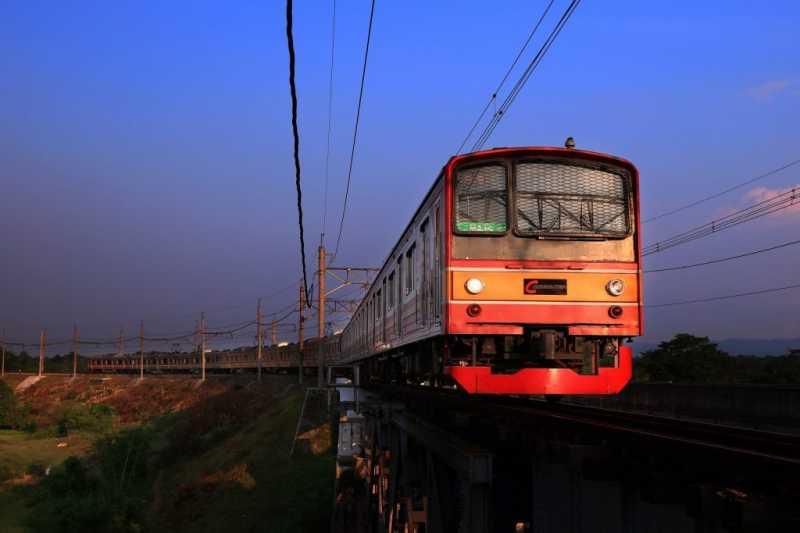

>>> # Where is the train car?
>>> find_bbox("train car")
[87,336,336,374]
[338,141,641,396]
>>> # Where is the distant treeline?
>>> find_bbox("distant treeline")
[1,350,91,374]
[634,334,800,385]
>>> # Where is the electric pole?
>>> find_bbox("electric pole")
[256,298,263,382]
[72,324,79,378]
[317,245,326,387]
[271,320,277,346]
[298,284,305,385]
[200,312,206,382]
[139,320,144,380]
[38,329,46,377]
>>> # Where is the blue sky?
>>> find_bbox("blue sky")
[1,0,799,352]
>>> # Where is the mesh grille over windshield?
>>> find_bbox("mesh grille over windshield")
[455,164,508,233]
[515,162,629,237]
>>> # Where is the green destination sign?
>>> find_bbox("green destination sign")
[456,222,507,232]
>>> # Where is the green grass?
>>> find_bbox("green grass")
[0,430,95,532]
[0,430,93,480]
[0,486,32,533]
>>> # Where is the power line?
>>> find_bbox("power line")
[471,0,582,152]
[332,0,377,261]
[645,237,800,273]
[285,0,312,307]
[645,158,800,223]
[643,186,799,256]
[321,0,337,244]
[456,0,556,154]
[646,282,800,309]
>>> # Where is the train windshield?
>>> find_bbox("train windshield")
[515,161,629,238]
[454,164,508,234]
[452,157,636,261]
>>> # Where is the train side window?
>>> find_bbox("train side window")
[405,243,415,295]
[387,272,395,308]
[420,218,429,325]
[397,256,403,336]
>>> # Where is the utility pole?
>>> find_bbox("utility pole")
[72,325,79,378]
[256,298,263,382]
[271,320,277,346]
[298,284,305,385]
[38,329,46,377]
[117,327,124,356]
[317,245,326,387]
[139,320,144,380]
[200,312,206,382]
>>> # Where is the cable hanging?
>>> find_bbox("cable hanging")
[285,0,313,307]
[332,0,377,261]
[646,282,800,309]
[645,237,800,273]
[456,0,556,154]
[470,0,582,152]
[321,0,337,245]
[643,186,799,256]
[645,158,800,224]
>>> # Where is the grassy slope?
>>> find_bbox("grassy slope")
[152,386,334,532]
[0,377,334,533]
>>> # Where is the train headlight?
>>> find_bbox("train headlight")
[606,279,625,296]
[465,278,485,295]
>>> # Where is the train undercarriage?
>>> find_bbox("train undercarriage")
[358,331,633,396]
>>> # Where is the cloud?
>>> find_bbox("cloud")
[743,185,800,218]
[747,80,792,102]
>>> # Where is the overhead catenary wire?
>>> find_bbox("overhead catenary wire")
[321,0,337,244]
[645,158,800,223]
[646,282,800,309]
[285,0,313,307]
[644,237,800,273]
[332,0,377,261]
[456,0,556,154]
[470,0,582,152]
[643,186,799,256]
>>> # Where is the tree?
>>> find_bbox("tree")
[634,334,732,383]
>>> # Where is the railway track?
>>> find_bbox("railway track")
[500,397,800,466]
[371,384,800,468]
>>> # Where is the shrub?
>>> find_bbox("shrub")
[56,403,116,434]
[0,380,34,430]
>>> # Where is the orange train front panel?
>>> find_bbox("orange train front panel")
[447,267,641,336]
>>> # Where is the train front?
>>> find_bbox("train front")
[444,145,641,395]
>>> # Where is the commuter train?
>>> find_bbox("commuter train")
[338,143,642,395]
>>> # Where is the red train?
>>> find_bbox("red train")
[338,143,642,396]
